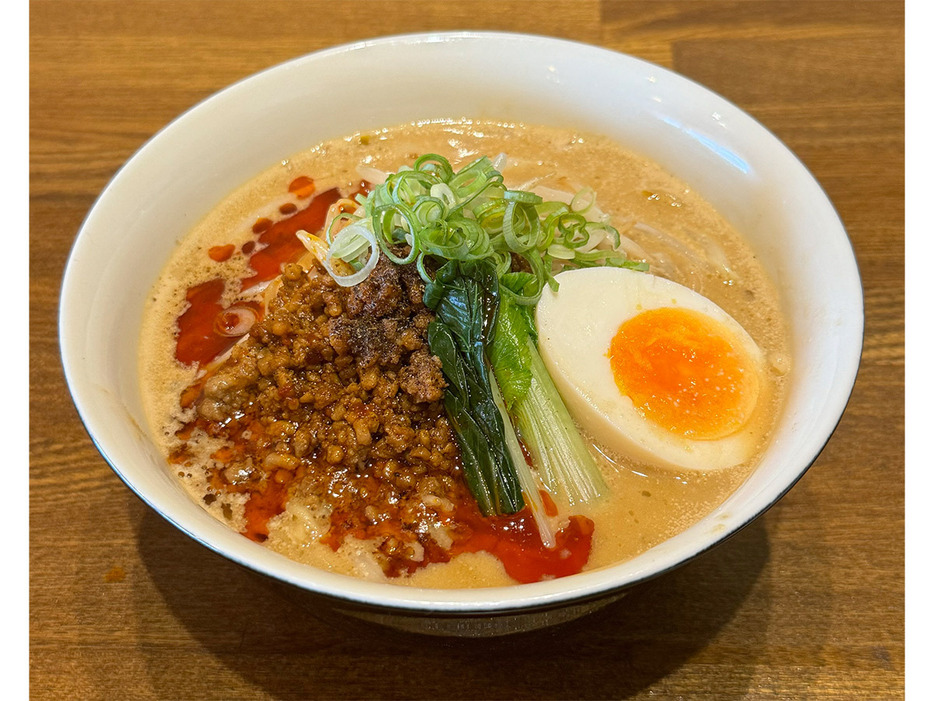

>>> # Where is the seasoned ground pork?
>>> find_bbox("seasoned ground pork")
[171,257,471,575]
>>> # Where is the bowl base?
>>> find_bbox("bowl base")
[335,592,628,637]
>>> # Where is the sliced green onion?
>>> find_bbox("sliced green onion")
[504,189,543,205]
[319,153,645,304]
[570,186,596,213]
[547,244,576,260]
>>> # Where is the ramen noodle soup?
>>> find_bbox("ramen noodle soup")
[140,119,790,588]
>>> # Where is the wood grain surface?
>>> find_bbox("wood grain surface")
[30,1,905,698]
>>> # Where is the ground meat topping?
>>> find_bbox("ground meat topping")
[170,256,468,576]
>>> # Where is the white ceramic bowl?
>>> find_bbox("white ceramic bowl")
[60,32,863,636]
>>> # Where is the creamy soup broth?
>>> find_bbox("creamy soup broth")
[139,119,789,588]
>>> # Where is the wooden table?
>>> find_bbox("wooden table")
[30,2,905,698]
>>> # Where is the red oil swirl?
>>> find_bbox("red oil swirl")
[454,508,594,583]
[207,244,235,262]
[239,188,340,292]
[175,279,230,366]
[173,184,339,368]
[322,487,594,583]
[288,175,316,199]
[242,481,289,543]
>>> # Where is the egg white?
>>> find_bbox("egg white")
[536,267,769,471]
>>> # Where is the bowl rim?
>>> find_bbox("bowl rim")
[59,30,864,614]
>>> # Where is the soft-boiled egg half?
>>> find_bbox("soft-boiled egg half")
[536,267,770,471]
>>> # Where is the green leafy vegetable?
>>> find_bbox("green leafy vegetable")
[424,260,524,516]
[426,258,607,525]
[490,275,608,508]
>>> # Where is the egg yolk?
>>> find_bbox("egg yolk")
[608,307,759,440]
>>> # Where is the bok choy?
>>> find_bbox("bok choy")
[490,273,607,508]
[425,260,606,531]
[423,260,525,516]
